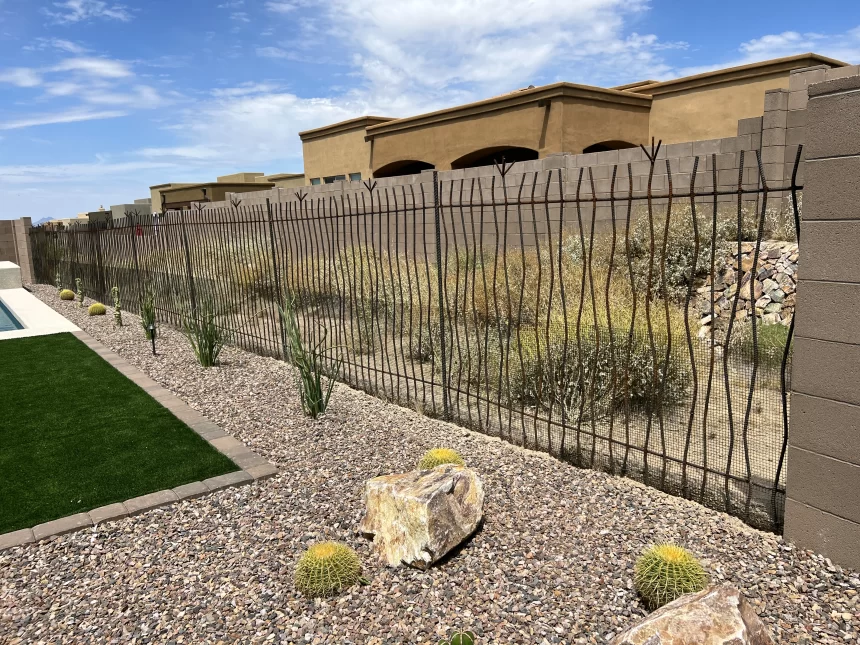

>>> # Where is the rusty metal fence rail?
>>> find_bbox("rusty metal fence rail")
[30,144,802,532]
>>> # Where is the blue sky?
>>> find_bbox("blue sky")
[1,0,858,220]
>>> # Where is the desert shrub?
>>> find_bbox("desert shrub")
[634,543,707,609]
[418,448,464,470]
[88,302,106,316]
[139,289,156,340]
[294,542,362,598]
[507,322,691,422]
[629,204,733,302]
[182,298,227,367]
[280,295,342,418]
[729,320,791,370]
[59,289,75,301]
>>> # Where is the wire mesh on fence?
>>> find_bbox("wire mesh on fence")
[30,144,802,532]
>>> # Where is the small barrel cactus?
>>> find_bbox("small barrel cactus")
[88,302,107,316]
[294,542,362,598]
[634,543,708,609]
[439,629,476,645]
[59,289,75,301]
[418,448,465,470]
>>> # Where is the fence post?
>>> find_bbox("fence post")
[784,69,860,570]
[432,170,450,419]
[129,213,144,308]
[178,210,198,319]
[266,198,288,359]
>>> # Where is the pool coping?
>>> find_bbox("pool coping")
[0,329,279,551]
[0,287,80,340]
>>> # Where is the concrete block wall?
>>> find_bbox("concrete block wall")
[0,218,33,285]
[784,71,860,570]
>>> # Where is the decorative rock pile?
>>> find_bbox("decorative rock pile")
[697,241,798,342]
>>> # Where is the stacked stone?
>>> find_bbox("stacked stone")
[697,240,798,342]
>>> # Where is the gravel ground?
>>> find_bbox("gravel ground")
[1,285,858,644]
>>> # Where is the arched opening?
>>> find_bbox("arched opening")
[374,159,435,178]
[582,140,638,154]
[451,146,539,170]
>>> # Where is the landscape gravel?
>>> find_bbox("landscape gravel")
[1,284,858,644]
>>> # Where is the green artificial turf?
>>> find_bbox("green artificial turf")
[0,332,239,534]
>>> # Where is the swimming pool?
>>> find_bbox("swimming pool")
[0,298,24,332]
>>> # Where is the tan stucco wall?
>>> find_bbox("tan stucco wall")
[302,128,372,184]
[646,73,792,144]
[151,183,194,212]
[217,172,264,183]
[561,98,651,153]
[370,101,563,173]
[265,175,306,189]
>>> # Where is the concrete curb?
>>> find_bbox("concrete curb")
[0,329,279,551]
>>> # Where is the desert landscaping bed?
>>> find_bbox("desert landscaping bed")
[0,283,857,644]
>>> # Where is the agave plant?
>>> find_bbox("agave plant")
[182,297,228,367]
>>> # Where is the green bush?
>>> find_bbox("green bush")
[294,542,362,598]
[59,289,75,301]
[280,295,342,418]
[507,324,691,422]
[729,320,791,370]
[634,543,708,610]
[88,303,106,316]
[182,298,227,367]
[418,448,465,470]
[629,205,733,303]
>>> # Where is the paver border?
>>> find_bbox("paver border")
[0,329,278,551]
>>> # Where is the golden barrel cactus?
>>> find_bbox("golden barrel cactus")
[294,542,362,598]
[418,448,465,470]
[634,543,708,609]
[59,289,75,301]
[88,302,107,316]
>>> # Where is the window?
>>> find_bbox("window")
[349,172,362,182]
[323,175,346,184]
[310,178,321,185]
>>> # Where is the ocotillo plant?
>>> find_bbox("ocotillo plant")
[75,277,84,308]
[140,288,156,340]
[279,295,343,419]
[112,286,123,327]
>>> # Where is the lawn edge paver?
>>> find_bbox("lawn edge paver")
[0,330,279,551]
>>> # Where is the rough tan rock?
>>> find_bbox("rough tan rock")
[359,464,484,569]
[611,585,774,645]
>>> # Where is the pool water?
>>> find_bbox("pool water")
[0,299,23,332]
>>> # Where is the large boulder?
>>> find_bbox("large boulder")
[611,585,774,645]
[359,464,484,569]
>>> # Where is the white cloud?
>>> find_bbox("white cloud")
[24,37,89,54]
[52,57,132,78]
[0,68,42,87]
[230,11,250,22]
[256,46,290,59]
[265,2,299,14]
[678,26,860,77]
[0,108,127,130]
[44,0,133,24]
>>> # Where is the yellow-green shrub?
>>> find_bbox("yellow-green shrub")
[59,289,75,301]
[88,303,106,316]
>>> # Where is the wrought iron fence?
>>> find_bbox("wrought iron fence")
[30,144,802,532]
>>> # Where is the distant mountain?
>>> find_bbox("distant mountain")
[32,217,53,226]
